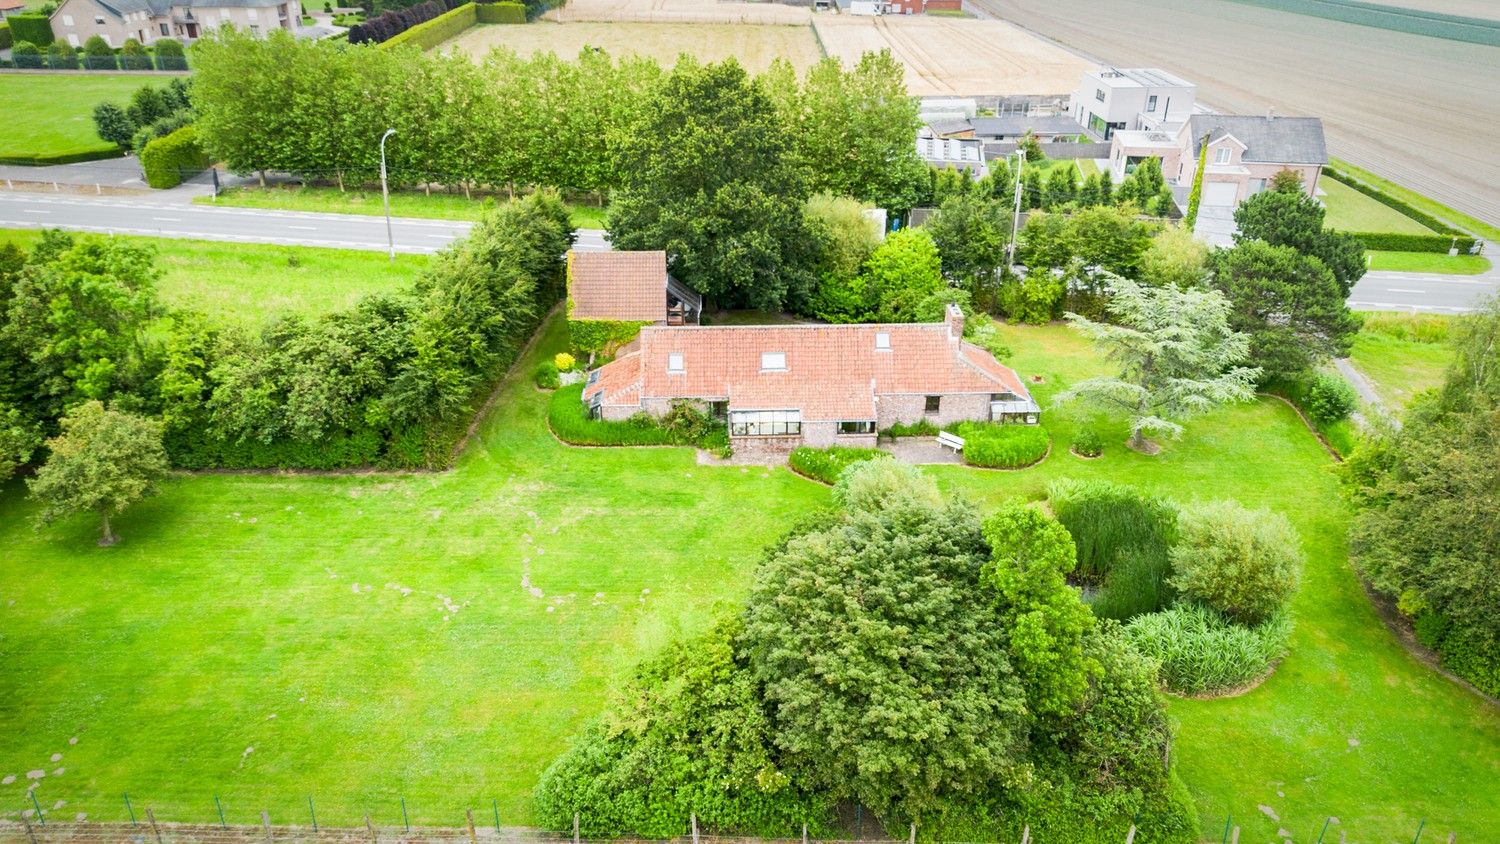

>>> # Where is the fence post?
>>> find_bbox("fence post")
[802,823,808,844]
[909,823,915,844]
[1229,827,1240,844]
[1020,826,1030,844]
[1412,820,1426,844]
[366,813,376,843]
[466,810,478,844]
[401,798,410,834]
[262,810,274,844]
[308,796,318,832]
[147,808,163,844]
[216,795,227,829]
[20,813,37,844]
[30,790,45,825]
[1221,815,1231,844]
[1124,825,1136,844]
[691,813,698,844]
[1316,817,1332,844]
[493,799,500,833]
[572,812,579,844]
[125,793,138,827]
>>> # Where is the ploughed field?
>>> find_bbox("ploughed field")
[978,0,1500,230]
[2,313,1498,840]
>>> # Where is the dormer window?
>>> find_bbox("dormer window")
[1215,147,1231,165]
[760,352,787,371]
[875,332,891,350]
[667,353,684,373]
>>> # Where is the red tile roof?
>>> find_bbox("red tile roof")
[567,250,669,322]
[584,309,1032,421]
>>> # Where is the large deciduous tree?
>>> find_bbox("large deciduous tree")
[858,227,945,322]
[925,193,1010,294]
[27,401,169,546]
[608,59,816,311]
[1211,239,1362,381]
[1057,278,1260,450]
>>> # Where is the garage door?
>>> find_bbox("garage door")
[1203,182,1239,207]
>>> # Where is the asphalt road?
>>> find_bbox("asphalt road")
[2,191,1493,311]
[0,193,612,255]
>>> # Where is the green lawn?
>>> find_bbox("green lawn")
[0,74,149,161]
[0,229,427,322]
[1,317,1496,841]
[1366,250,1492,274]
[1331,158,1500,243]
[1320,177,1435,235]
[201,186,611,230]
[1348,322,1454,410]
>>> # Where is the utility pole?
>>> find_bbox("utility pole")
[379,128,397,262]
[1005,148,1027,267]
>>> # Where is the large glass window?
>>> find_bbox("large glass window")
[730,410,801,437]
[838,421,876,435]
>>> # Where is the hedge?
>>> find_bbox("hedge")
[0,22,12,52]
[566,317,651,355]
[1346,230,1478,254]
[6,14,53,47]
[140,125,209,189]
[1323,165,1471,238]
[788,446,889,485]
[547,383,728,455]
[0,148,125,167]
[477,2,525,22]
[952,422,1050,469]
[350,0,464,46]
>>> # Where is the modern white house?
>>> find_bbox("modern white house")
[1070,67,1196,139]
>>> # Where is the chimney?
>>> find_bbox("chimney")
[945,303,964,339]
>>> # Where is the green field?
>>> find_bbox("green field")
[1,317,1497,841]
[202,187,611,230]
[1348,323,1455,410]
[1366,250,1492,274]
[0,74,149,161]
[0,229,427,322]
[1320,177,1435,235]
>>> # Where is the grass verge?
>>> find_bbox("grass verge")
[199,185,610,229]
[1347,323,1454,410]
[1366,251,1492,274]
[0,228,427,322]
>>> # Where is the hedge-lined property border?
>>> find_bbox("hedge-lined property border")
[5,14,53,47]
[378,1,477,50]
[0,148,125,166]
[1324,165,1483,254]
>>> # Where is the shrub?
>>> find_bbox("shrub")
[476,1,524,21]
[1000,272,1065,325]
[1071,426,1102,457]
[82,34,117,70]
[92,102,135,149]
[553,352,575,372]
[1347,231,1476,254]
[140,125,209,190]
[533,361,560,390]
[548,384,723,450]
[46,40,79,70]
[882,419,938,438]
[0,21,13,51]
[119,38,152,70]
[133,108,194,156]
[12,40,43,69]
[1169,500,1303,626]
[1049,479,1178,619]
[153,38,187,71]
[1125,604,1293,695]
[788,445,890,485]
[953,422,1049,469]
[1304,371,1358,424]
[6,14,53,47]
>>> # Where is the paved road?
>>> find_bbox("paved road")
[0,193,611,255]
[2,191,1493,310]
[1348,269,1499,313]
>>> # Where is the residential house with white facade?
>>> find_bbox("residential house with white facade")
[49,0,299,47]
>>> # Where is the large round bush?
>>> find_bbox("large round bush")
[1168,500,1302,625]
[1125,604,1293,695]
[1304,371,1358,424]
[954,422,1050,468]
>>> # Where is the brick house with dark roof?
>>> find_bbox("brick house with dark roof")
[567,250,703,326]
[583,304,1039,456]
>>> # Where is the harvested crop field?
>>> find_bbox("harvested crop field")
[813,15,1092,96]
[442,20,821,74]
[978,0,1500,229]
[545,0,809,24]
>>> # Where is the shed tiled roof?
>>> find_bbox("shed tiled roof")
[1186,115,1328,165]
[568,250,669,322]
[584,311,1032,422]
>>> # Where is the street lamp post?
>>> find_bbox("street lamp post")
[379,128,396,262]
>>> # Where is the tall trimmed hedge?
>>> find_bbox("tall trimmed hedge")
[1323,165,1482,255]
[0,21,12,51]
[141,125,210,189]
[349,0,464,45]
[378,1,476,49]
[476,2,524,22]
[6,14,53,47]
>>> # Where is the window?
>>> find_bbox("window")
[1094,88,1105,102]
[667,352,684,373]
[991,392,1022,402]
[760,351,787,371]
[160,22,170,34]
[838,421,876,435]
[62,14,74,25]
[729,410,801,438]
[586,370,599,386]
[875,331,891,350]
[924,395,941,414]
[1215,147,1231,165]
[1146,94,1158,112]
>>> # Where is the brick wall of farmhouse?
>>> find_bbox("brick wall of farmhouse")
[731,434,803,460]
[877,393,991,429]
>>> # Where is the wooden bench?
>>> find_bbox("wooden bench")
[937,431,965,452]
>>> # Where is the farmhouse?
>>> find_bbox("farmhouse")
[48,0,299,46]
[582,304,1039,457]
[567,250,702,327]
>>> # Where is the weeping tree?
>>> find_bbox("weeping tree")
[1056,277,1260,451]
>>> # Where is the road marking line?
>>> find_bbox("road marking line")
[21,209,50,214]
[153,217,182,222]
[287,225,317,230]
[425,233,456,239]
[1387,288,1425,294]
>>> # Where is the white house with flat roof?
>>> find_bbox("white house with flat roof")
[1071,68,1196,139]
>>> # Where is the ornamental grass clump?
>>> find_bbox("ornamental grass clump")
[953,422,1049,468]
[788,445,889,485]
[1125,604,1293,695]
